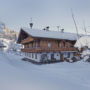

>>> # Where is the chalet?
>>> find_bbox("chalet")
[17,27,78,63]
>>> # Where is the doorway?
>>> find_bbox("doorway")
[60,53,64,61]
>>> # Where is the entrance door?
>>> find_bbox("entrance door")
[60,53,64,61]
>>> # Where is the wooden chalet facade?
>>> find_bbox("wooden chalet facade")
[17,28,78,62]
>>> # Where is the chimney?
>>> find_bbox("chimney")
[43,28,46,30]
[30,23,33,29]
[46,26,49,31]
[61,29,64,33]
[29,18,33,29]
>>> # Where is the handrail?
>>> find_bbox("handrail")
[21,47,77,52]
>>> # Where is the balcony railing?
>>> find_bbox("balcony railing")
[21,47,77,53]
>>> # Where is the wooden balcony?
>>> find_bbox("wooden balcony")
[21,47,77,53]
[21,37,34,44]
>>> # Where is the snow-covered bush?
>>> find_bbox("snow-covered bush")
[75,36,90,50]
[81,49,90,62]
[0,38,22,55]
[75,36,90,62]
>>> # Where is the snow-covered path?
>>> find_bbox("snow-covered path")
[0,52,90,90]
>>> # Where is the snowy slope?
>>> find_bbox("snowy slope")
[0,52,90,90]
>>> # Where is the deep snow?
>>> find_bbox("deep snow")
[0,52,90,90]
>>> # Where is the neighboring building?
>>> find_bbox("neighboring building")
[0,27,18,41]
[0,22,18,41]
[17,28,78,63]
[2,27,18,40]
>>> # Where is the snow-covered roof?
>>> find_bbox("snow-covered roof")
[21,28,79,41]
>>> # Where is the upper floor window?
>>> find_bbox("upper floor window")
[59,41,64,48]
[48,43,51,48]
[66,42,71,48]
[59,43,62,48]
[36,42,38,48]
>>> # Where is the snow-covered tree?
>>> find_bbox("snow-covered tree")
[75,36,90,62]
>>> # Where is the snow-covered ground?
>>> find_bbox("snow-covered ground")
[0,52,90,90]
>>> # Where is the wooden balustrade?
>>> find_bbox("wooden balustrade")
[21,47,77,53]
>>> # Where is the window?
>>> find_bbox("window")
[51,54,54,59]
[68,52,70,58]
[36,42,38,48]
[25,52,26,56]
[27,53,29,57]
[26,53,28,56]
[48,43,51,48]
[59,43,62,48]
[29,53,31,57]
[32,53,34,58]
[35,53,37,59]
[31,43,33,48]
[29,44,31,48]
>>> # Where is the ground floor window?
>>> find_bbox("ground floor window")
[51,53,54,60]
[25,52,26,56]
[27,53,29,57]
[32,53,34,58]
[68,52,70,58]
[64,52,68,57]
[25,53,28,56]
[35,53,37,59]
[29,53,31,57]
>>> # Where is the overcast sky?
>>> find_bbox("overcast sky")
[0,0,90,34]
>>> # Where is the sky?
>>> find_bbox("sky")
[0,0,90,34]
